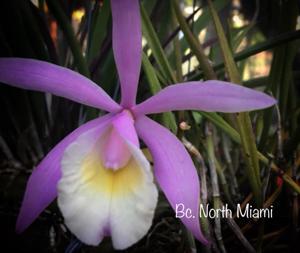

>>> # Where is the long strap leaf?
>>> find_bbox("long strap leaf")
[208,0,262,207]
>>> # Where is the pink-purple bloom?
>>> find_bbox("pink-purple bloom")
[0,0,276,250]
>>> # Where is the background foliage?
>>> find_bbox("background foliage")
[0,0,299,252]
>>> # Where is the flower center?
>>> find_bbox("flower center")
[102,128,131,171]
[101,109,138,171]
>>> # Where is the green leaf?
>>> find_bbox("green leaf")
[178,0,229,55]
[201,112,240,143]
[87,0,111,63]
[232,25,253,52]
[259,0,299,151]
[208,0,262,207]
[190,30,300,80]
[171,0,216,80]
[20,1,49,60]
[46,0,89,77]
[203,113,300,195]
[141,3,176,84]
[142,53,177,133]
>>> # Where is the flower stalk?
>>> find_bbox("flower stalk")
[182,137,212,252]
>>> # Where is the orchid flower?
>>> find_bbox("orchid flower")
[0,0,276,250]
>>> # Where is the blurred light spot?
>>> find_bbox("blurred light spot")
[142,37,147,47]
[232,13,244,28]
[296,16,300,30]
[184,6,194,15]
[72,8,85,22]
[72,8,85,34]
[243,51,272,80]
[31,0,38,7]
[233,0,241,8]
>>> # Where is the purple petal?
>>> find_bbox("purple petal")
[0,58,121,112]
[111,0,141,108]
[133,81,276,115]
[135,116,209,244]
[16,113,114,233]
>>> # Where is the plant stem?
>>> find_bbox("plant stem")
[206,124,227,253]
